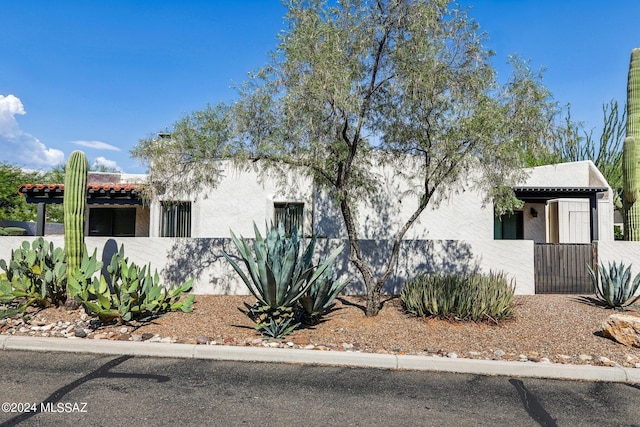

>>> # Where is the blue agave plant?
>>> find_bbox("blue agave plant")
[588,261,640,310]
[224,222,345,337]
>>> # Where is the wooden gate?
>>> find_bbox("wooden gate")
[534,243,597,294]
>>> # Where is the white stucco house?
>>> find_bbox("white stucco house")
[18,159,614,244]
[11,158,616,296]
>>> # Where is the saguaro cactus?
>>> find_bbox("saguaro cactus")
[623,48,640,240]
[63,150,88,282]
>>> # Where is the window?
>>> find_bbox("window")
[274,202,304,236]
[494,211,524,240]
[88,208,136,237]
[161,202,191,237]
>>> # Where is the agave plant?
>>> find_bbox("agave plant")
[300,263,350,323]
[224,223,344,337]
[588,261,640,310]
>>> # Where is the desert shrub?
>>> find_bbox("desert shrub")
[0,228,8,236]
[2,227,27,236]
[0,238,67,318]
[588,261,640,310]
[69,245,194,324]
[401,271,515,322]
[224,223,346,338]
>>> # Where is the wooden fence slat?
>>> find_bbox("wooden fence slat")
[534,243,596,294]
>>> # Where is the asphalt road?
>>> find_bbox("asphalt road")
[0,350,638,426]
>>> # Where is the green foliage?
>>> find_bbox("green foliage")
[0,162,40,222]
[134,0,560,316]
[224,223,345,338]
[0,238,67,318]
[300,263,350,324]
[63,150,88,281]
[624,48,640,240]
[70,245,194,324]
[588,262,640,310]
[1,227,28,236]
[401,272,516,322]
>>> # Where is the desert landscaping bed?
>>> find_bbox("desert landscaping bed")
[1,294,639,368]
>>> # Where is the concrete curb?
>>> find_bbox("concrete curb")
[1,335,638,384]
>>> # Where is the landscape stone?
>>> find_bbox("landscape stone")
[74,328,87,338]
[602,314,640,347]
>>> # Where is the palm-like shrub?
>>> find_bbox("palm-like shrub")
[588,262,640,310]
[401,271,515,322]
[224,223,345,338]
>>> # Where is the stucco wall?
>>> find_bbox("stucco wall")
[0,236,534,295]
[148,161,495,241]
[597,240,640,296]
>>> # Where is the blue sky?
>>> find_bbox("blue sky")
[1,1,639,174]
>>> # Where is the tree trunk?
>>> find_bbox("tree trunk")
[365,287,381,317]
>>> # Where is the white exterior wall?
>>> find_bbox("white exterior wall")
[0,236,534,295]
[597,241,640,297]
[521,160,614,242]
[148,160,494,241]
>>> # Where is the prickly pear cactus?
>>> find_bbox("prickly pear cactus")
[623,48,640,240]
[63,150,88,281]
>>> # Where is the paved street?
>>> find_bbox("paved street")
[0,350,638,426]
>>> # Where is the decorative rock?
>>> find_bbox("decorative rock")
[598,356,618,367]
[493,349,505,358]
[130,334,142,342]
[447,352,458,359]
[303,344,315,350]
[74,329,87,338]
[292,336,310,346]
[117,334,131,341]
[626,354,640,365]
[197,336,210,345]
[159,337,174,343]
[602,314,640,348]
[120,327,129,334]
[141,333,155,341]
[540,358,551,364]
[342,343,354,351]
[18,327,29,333]
[468,351,482,357]
[147,335,162,343]
[579,354,593,361]
[93,333,108,340]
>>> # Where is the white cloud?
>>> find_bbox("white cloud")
[93,156,123,172]
[72,140,121,151]
[0,94,65,169]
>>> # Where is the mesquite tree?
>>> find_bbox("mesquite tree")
[134,0,558,316]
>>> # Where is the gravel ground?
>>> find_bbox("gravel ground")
[2,294,640,368]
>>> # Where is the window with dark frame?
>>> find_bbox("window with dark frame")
[494,210,524,240]
[161,202,191,237]
[274,202,304,236]
[88,208,136,237]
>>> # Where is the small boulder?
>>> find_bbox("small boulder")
[602,314,640,348]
